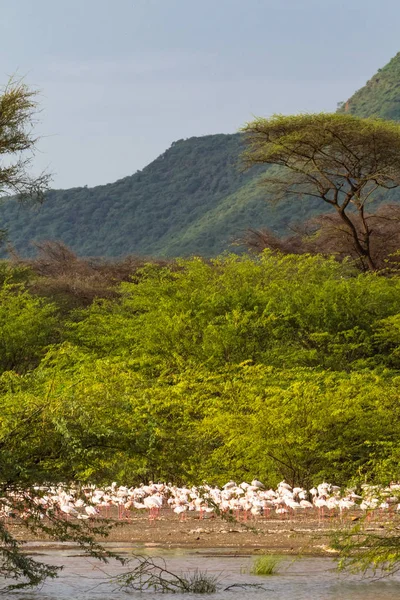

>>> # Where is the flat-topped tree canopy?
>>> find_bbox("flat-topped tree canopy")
[0,78,50,200]
[242,113,400,271]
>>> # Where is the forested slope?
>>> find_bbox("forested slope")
[0,133,324,257]
[338,52,400,120]
[2,51,400,257]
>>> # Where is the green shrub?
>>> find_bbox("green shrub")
[250,554,281,576]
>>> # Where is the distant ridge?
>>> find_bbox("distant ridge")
[0,134,319,258]
[337,52,400,120]
[1,52,400,258]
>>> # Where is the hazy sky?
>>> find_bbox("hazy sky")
[1,0,400,189]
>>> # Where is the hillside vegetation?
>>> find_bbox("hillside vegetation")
[338,52,400,120]
[2,53,400,258]
[0,134,324,258]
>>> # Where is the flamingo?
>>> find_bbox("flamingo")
[60,504,78,519]
[173,504,188,521]
[85,505,99,518]
[144,494,163,522]
[314,497,327,521]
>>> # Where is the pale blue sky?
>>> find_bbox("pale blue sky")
[1,0,399,188]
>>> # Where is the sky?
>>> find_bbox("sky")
[1,0,400,189]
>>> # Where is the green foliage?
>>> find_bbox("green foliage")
[250,554,281,576]
[2,252,400,488]
[242,113,400,271]
[2,252,400,485]
[0,78,50,201]
[0,134,329,259]
[0,260,32,286]
[332,519,400,578]
[0,520,60,590]
[338,51,400,121]
[0,134,269,258]
[67,253,400,371]
[0,280,58,373]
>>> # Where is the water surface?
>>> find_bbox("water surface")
[6,546,400,599]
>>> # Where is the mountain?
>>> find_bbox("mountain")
[0,134,320,258]
[1,52,400,258]
[337,52,400,120]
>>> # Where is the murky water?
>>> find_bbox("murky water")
[5,545,400,599]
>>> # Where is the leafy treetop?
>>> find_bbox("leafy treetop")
[0,78,50,200]
[242,113,400,270]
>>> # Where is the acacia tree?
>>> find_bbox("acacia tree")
[0,78,50,242]
[240,204,400,272]
[0,381,132,590]
[0,81,119,590]
[242,113,400,271]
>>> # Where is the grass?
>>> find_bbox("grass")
[181,569,219,594]
[250,554,281,576]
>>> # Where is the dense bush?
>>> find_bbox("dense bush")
[2,251,400,488]
[67,253,400,371]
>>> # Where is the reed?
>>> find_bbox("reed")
[250,554,281,576]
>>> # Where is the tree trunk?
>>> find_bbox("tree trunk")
[336,207,376,271]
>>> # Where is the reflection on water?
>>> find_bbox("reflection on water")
[5,546,400,599]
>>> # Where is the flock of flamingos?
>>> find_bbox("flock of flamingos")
[2,480,400,523]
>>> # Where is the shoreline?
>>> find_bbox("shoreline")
[8,512,352,556]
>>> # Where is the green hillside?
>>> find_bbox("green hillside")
[338,52,400,120]
[1,51,400,258]
[0,133,320,257]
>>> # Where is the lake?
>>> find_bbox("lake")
[6,545,400,599]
